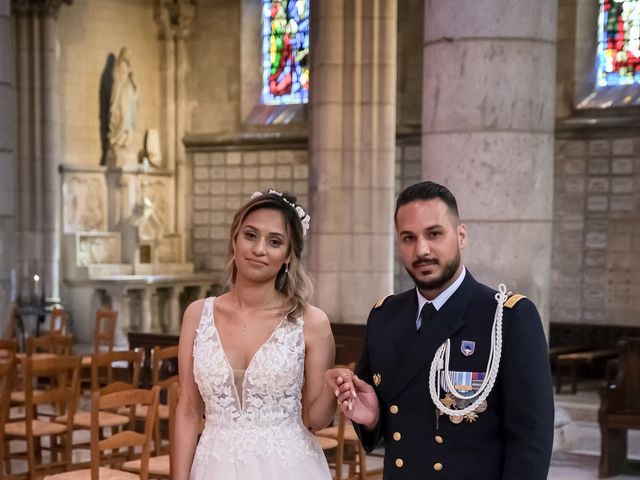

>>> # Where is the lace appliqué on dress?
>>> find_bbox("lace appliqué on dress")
[192,297,323,468]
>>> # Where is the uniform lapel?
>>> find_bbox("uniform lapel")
[392,289,420,355]
[389,272,479,397]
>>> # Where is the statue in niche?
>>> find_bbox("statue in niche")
[107,47,138,167]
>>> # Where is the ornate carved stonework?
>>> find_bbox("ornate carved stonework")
[12,0,73,17]
[140,178,171,230]
[62,173,108,233]
[76,232,120,267]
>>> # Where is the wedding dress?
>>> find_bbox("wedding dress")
[190,297,332,479]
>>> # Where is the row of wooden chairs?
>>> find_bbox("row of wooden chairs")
[6,306,117,348]
[0,341,178,480]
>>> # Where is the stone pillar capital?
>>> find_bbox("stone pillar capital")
[12,0,72,18]
[154,0,196,40]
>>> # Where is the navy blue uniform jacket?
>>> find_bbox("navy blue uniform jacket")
[354,271,554,479]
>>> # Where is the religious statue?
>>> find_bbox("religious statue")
[108,47,138,167]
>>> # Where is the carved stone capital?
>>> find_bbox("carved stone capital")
[12,0,73,18]
[154,0,196,40]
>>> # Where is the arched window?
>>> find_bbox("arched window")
[261,1,310,105]
[597,0,640,87]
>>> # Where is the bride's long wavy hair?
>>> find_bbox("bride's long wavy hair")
[222,191,314,321]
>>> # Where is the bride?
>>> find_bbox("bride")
[174,190,336,480]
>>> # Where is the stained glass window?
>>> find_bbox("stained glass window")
[261,0,309,105]
[597,0,640,86]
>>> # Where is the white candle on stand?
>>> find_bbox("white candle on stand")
[33,274,40,304]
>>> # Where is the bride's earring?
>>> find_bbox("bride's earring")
[284,263,289,274]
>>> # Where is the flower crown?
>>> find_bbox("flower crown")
[251,189,311,236]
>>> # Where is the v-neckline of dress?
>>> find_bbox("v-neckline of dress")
[210,296,285,412]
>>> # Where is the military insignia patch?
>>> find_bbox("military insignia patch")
[373,373,381,386]
[461,340,475,356]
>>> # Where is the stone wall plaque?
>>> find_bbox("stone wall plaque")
[63,173,108,232]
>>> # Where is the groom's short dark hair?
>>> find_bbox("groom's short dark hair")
[394,181,460,223]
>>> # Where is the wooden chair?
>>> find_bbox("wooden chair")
[121,381,179,479]
[56,349,144,456]
[26,333,74,357]
[598,338,640,478]
[47,307,68,335]
[43,386,161,480]
[4,304,18,340]
[79,310,118,390]
[0,338,18,359]
[145,345,178,454]
[0,352,15,478]
[3,355,80,479]
[90,349,143,393]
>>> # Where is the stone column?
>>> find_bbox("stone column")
[0,0,16,329]
[421,1,557,325]
[309,0,397,324]
[154,0,196,259]
[13,0,71,302]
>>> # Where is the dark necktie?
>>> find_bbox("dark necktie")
[417,302,437,334]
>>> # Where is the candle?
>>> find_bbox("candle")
[33,274,40,304]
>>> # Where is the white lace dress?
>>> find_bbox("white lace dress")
[190,297,331,480]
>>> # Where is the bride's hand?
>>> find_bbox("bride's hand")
[336,375,379,428]
[324,369,379,429]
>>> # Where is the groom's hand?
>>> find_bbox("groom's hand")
[324,369,379,430]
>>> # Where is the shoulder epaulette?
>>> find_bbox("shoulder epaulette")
[374,295,392,309]
[504,294,527,309]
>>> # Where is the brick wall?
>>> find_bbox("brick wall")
[552,135,640,327]
[57,0,160,166]
[190,148,308,272]
[394,136,422,292]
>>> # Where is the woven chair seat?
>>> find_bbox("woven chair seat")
[44,466,140,480]
[315,435,339,450]
[316,423,359,442]
[55,411,129,428]
[4,419,68,437]
[15,352,59,361]
[122,454,170,476]
[10,389,49,403]
[134,403,170,420]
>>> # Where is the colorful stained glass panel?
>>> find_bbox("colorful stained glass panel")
[597,0,640,86]
[261,0,310,105]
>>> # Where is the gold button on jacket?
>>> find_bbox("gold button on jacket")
[395,458,404,468]
[434,435,443,444]
[433,462,443,471]
[389,405,399,414]
[393,432,401,441]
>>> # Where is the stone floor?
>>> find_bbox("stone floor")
[549,380,640,480]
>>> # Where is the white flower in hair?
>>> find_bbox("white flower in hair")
[249,188,311,236]
[301,215,310,236]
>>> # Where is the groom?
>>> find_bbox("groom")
[327,181,554,479]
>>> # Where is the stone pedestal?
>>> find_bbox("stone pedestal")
[308,0,397,325]
[421,1,558,325]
